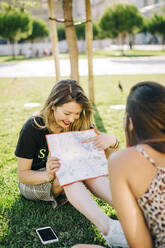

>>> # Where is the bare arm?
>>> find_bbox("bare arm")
[17,157,60,185]
[82,127,118,158]
[109,151,154,248]
[17,157,51,185]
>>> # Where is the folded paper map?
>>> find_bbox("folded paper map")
[46,130,108,187]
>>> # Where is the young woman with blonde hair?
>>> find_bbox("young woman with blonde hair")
[15,79,125,245]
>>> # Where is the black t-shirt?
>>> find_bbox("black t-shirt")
[15,117,50,170]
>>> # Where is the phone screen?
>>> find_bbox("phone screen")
[37,227,58,242]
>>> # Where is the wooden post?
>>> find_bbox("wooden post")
[63,0,79,82]
[48,0,60,81]
[85,0,94,103]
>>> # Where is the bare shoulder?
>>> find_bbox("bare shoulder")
[108,146,146,179]
[108,145,159,199]
[109,147,138,168]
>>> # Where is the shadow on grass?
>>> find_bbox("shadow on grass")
[1,195,102,248]
[93,104,107,133]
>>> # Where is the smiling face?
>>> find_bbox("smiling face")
[52,101,82,129]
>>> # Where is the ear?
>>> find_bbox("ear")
[129,117,133,132]
[51,105,55,111]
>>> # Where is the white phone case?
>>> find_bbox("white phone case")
[36,226,59,244]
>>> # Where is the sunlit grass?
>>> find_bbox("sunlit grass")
[0,74,165,247]
[0,48,165,63]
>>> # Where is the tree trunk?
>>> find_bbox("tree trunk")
[118,33,124,55]
[48,0,60,81]
[85,0,94,103]
[132,34,136,46]
[162,35,165,45]
[63,0,79,82]
[129,33,133,50]
[10,39,15,59]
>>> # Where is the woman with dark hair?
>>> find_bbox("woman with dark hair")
[73,81,165,248]
[109,81,165,247]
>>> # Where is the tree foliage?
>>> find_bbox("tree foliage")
[147,13,165,44]
[57,22,99,41]
[75,22,99,40]
[124,5,144,34]
[99,4,143,39]
[139,17,149,34]
[24,17,49,42]
[0,4,32,42]
[57,25,66,41]
[0,0,40,10]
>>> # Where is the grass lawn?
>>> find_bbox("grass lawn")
[0,48,165,62]
[0,74,165,247]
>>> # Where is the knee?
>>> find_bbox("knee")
[71,245,89,248]
[71,245,83,248]
[71,245,104,248]
[63,183,74,197]
[64,182,79,193]
[64,182,82,200]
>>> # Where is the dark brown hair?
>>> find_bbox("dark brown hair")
[125,81,165,152]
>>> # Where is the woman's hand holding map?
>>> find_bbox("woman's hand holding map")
[46,157,61,182]
[81,127,118,150]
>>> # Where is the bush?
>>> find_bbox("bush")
[75,22,99,40]
[57,22,99,41]
[57,25,66,41]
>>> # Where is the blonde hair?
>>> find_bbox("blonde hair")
[35,79,93,132]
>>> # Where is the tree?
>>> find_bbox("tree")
[124,4,143,48]
[0,4,32,58]
[139,17,149,35]
[57,25,66,41]
[75,22,98,40]
[25,17,49,42]
[57,22,98,41]
[48,0,60,81]
[99,4,143,48]
[85,0,94,103]
[63,0,79,82]
[21,17,49,58]
[148,13,165,45]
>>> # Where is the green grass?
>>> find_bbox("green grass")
[94,49,165,57]
[0,48,165,62]
[0,74,165,247]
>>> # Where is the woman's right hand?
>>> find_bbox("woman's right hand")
[46,157,61,182]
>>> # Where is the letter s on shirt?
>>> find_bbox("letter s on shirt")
[38,149,46,159]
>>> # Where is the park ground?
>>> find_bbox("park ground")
[0,50,165,247]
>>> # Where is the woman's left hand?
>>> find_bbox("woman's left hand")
[81,127,117,150]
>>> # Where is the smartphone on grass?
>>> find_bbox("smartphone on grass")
[36,226,59,245]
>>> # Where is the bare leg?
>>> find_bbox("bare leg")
[72,245,104,248]
[84,176,113,207]
[64,182,110,235]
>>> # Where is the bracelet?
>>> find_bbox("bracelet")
[109,137,119,149]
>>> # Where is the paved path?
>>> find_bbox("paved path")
[0,56,165,77]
